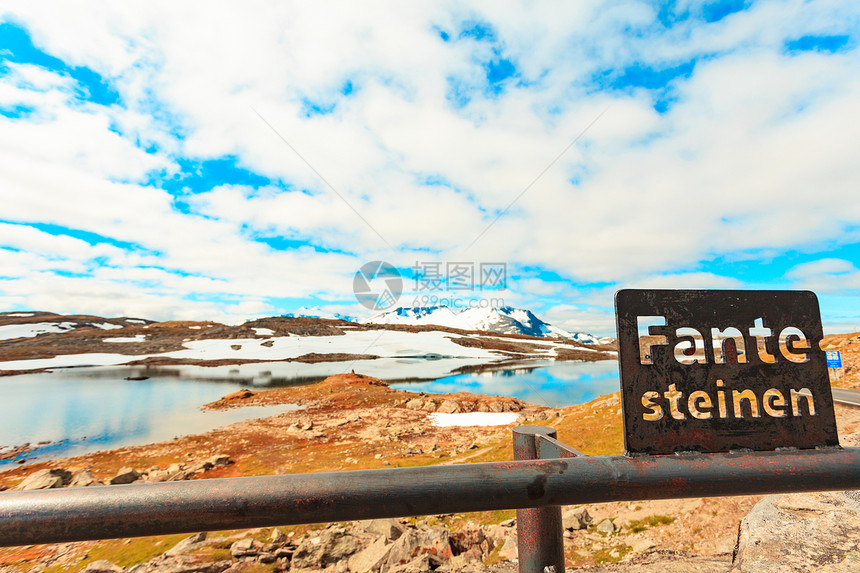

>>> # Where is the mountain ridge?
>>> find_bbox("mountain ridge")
[365,305,613,345]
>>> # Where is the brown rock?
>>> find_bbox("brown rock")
[230,537,263,558]
[437,400,461,414]
[732,490,860,572]
[223,389,254,401]
[292,529,362,568]
[16,468,68,490]
[109,467,141,485]
[69,468,98,488]
[348,536,393,573]
[128,555,231,572]
[82,560,124,573]
[450,524,489,558]
[386,526,453,569]
[166,531,207,556]
[497,534,518,561]
[363,518,405,541]
[208,454,232,467]
[389,554,432,573]
[562,506,591,530]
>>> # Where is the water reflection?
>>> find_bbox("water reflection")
[389,361,620,407]
[0,371,298,466]
[0,359,620,467]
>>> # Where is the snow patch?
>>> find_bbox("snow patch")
[0,353,148,370]
[104,335,146,343]
[5,313,35,317]
[93,322,124,330]
[125,319,148,324]
[429,412,521,427]
[0,322,76,340]
[252,328,275,336]
[163,330,498,361]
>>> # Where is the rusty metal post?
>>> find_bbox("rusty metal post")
[513,426,565,573]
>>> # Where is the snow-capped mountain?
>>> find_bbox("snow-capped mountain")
[364,306,609,345]
[281,308,358,323]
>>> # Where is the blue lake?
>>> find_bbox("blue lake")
[389,361,620,407]
[0,359,619,467]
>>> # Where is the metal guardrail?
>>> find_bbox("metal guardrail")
[2,427,860,573]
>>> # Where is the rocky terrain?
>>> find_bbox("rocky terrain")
[0,333,857,572]
[0,312,616,376]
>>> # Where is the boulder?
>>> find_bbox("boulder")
[438,554,489,573]
[562,507,591,530]
[405,398,424,410]
[208,454,232,467]
[389,554,432,573]
[437,400,461,414]
[450,524,490,558]
[145,469,170,483]
[485,525,509,547]
[185,460,213,475]
[732,490,860,572]
[348,536,393,573]
[230,538,263,558]
[269,528,286,543]
[596,519,615,534]
[69,468,98,488]
[82,561,124,573]
[16,468,68,490]
[126,555,231,573]
[497,535,518,561]
[257,551,276,564]
[110,467,141,485]
[223,389,254,401]
[488,402,504,413]
[363,518,405,541]
[166,531,207,556]
[386,526,453,569]
[292,529,362,568]
[421,399,438,412]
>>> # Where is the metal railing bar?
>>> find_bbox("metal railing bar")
[2,448,860,547]
[535,433,586,459]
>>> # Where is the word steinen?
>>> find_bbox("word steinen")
[638,317,816,422]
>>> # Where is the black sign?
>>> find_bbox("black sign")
[615,289,839,455]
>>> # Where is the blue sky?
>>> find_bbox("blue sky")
[1,1,859,336]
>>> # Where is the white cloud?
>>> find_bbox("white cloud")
[786,258,860,294]
[0,1,859,324]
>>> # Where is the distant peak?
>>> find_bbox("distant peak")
[364,305,603,343]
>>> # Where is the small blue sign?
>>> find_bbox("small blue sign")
[826,350,843,369]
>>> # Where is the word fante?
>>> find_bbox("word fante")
[637,316,810,366]
[637,315,816,422]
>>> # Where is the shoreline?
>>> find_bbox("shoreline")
[1,371,860,571]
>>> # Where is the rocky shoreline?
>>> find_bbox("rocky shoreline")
[2,357,860,571]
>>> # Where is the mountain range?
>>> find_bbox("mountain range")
[365,306,611,345]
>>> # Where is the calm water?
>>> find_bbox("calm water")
[389,360,620,407]
[0,359,619,466]
[0,369,300,466]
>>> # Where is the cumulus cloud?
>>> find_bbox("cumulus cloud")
[0,1,858,330]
